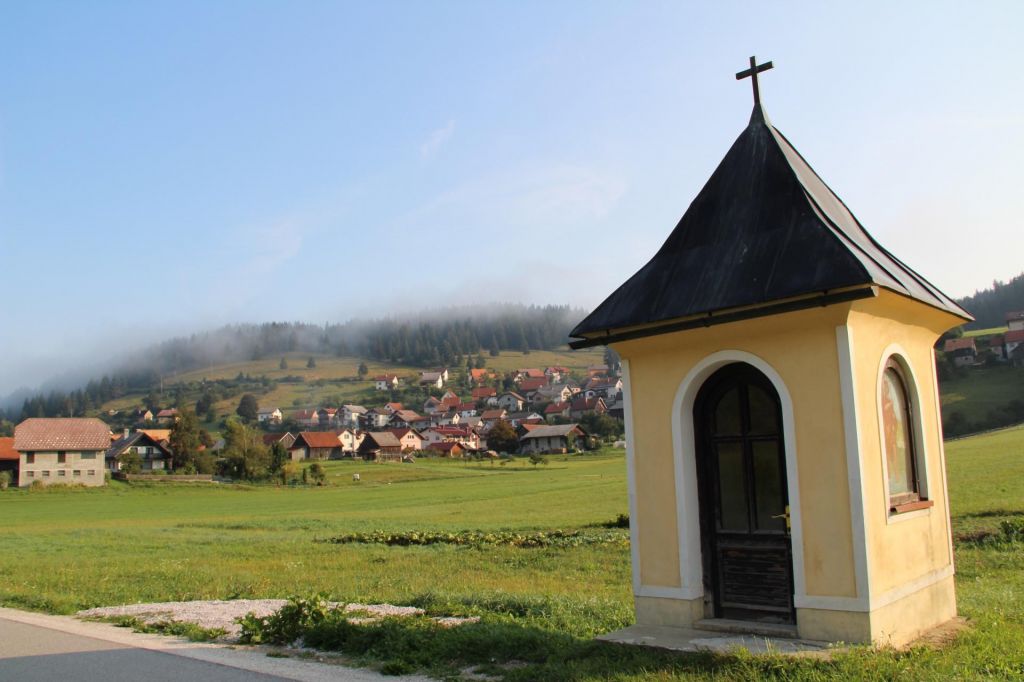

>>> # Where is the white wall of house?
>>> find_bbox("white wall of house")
[19,450,106,487]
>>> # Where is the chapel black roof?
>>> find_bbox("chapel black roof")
[570,104,970,347]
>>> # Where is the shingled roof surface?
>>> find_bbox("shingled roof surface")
[14,418,111,451]
[571,105,970,343]
[0,437,18,461]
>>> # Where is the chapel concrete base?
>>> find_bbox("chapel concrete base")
[597,624,832,656]
[630,576,957,648]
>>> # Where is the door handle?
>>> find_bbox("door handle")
[771,505,791,531]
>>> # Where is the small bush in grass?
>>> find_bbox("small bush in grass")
[0,471,10,490]
[238,594,333,645]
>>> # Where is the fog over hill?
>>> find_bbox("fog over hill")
[0,304,584,411]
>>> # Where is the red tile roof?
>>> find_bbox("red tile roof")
[295,431,341,449]
[1005,329,1024,343]
[943,338,977,353]
[428,441,464,453]
[545,401,570,414]
[471,387,497,399]
[0,437,18,461]
[480,409,506,420]
[518,378,548,391]
[14,418,111,451]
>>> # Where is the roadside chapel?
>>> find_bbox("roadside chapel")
[570,58,970,646]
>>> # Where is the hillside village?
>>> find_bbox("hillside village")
[941,310,1024,367]
[0,361,624,488]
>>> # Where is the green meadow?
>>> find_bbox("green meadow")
[1,430,1023,679]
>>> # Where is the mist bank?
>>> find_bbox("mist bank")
[0,303,586,415]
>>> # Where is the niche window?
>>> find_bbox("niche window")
[880,359,931,514]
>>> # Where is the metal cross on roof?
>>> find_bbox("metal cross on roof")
[736,56,773,105]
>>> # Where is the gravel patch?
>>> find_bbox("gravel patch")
[77,599,479,639]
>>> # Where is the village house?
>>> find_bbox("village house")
[422,396,442,414]
[262,432,297,450]
[0,437,19,482]
[14,418,111,487]
[341,405,367,427]
[430,408,462,426]
[570,396,607,420]
[586,364,610,377]
[468,368,493,385]
[390,409,425,428]
[458,404,478,418]
[373,373,400,390]
[421,425,480,450]
[471,386,497,403]
[583,377,623,401]
[316,407,341,428]
[358,431,403,462]
[988,335,1006,361]
[383,402,404,414]
[517,377,548,394]
[518,423,586,455]
[545,366,570,383]
[106,429,174,472]
[419,370,446,388]
[293,409,319,429]
[1005,330,1024,366]
[339,428,363,455]
[479,408,507,424]
[1007,311,1024,332]
[257,407,283,425]
[289,432,343,461]
[497,392,526,412]
[943,337,977,367]
[532,384,574,406]
[363,407,391,429]
[544,401,571,422]
[507,411,544,427]
[514,368,546,383]
[155,408,179,425]
[135,408,154,423]
[388,427,424,451]
[427,441,465,458]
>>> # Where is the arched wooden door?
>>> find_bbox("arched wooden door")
[694,363,795,624]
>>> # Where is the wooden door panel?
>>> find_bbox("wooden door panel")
[696,363,795,624]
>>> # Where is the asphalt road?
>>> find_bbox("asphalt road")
[0,618,285,681]
[0,608,431,682]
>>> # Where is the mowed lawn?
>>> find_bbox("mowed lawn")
[0,431,1022,679]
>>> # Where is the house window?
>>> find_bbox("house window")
[73,470,81,477]
[26,453,35,464]
[58,470,67,477]
[88,470,96,476]
[26,471,34,478]
[57,452,66,464]
[880,359,930,513]
[42,470,50,477]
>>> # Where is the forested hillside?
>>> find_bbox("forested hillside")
[0,304,586,423]
[957,272,1024,329]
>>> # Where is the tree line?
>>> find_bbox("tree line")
[956,272,1024,330]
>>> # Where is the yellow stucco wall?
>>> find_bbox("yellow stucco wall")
[616,304,857,600]
[847,292,958,598]
[614,289,960,643]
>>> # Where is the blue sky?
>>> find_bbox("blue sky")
[1,1,1022,392]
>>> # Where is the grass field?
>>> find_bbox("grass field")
[1,431,1023,679]
[939,366,1024,424]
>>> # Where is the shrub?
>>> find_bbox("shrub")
[238,594,333,645]
[0,471,10,490]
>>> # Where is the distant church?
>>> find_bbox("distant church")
[572,58,968,646]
